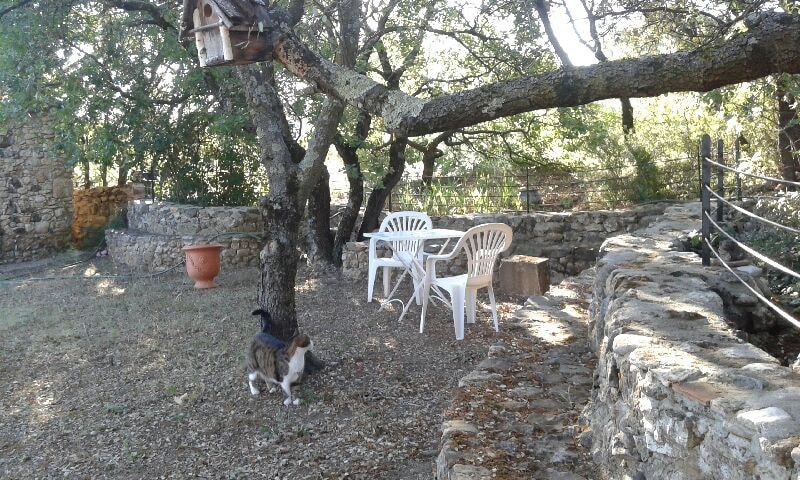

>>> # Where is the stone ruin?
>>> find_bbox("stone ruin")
[0,115,73,264]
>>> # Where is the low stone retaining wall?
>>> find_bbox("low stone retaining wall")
[343,203,670,282]
[106,200,263,271]
[111,200,670,273]
[106,229,261,271]
[127,200,263,236]
[588,203,800,479]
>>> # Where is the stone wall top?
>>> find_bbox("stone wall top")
[589,203,800,479]
[127,200,263,237]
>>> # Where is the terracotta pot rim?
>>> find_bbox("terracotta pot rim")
[182,243,223,251]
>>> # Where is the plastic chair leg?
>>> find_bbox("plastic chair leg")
[451,286,465,340]
[488,284,499,332]
[419,281,432,333]
[382,266,392,298]
[466,288,477,324]
[367,263,377,302]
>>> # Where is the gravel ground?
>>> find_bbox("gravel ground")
[0,257,518,479]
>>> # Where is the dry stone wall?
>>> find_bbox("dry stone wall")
[106,200,263,271]
[109,201,671,273]
[0,116,72,264]
[71,185,145,248]
[588,203,800,479]
[343,203,670,282]
[127,200,263,236]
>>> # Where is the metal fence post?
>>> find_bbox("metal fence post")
[701,134,712,266]
[697,148,702,201]
[716,139,724,222]
[525,167,531,213]
[735,137,742,201]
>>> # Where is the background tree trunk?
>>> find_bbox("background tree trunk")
[777,78,800,183]
[100,164,108,187]
[117,166,128,186]
[358,138,407,238]
[307,166,334,264]
[332,132,365,266]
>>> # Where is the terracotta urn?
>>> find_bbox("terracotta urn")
[182,244,223,289]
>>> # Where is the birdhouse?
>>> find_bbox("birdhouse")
[180,0,271,67]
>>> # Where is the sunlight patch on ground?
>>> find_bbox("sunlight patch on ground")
[20,378,58,425]
[95,279,126,296]
[296,277,320,293]
[526,320,575,346]
[83,265,97,277]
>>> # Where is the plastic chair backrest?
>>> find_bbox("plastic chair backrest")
[379,211,433,255]
[453,223,513,285]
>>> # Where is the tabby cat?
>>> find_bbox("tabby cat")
[247,332,313,406]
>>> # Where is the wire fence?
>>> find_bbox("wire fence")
[388,155,702,214]
[699,133,800,330]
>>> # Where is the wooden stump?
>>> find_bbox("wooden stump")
[499,255,550,296]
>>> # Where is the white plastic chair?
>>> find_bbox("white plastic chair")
[420,223,513,340]
[367,211,433,303]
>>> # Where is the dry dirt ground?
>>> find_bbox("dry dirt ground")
[0,256,520,479]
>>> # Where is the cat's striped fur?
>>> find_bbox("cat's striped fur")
[247,334,312,406]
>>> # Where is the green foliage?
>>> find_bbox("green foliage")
[392,175,523,215]
[0,0,265,206]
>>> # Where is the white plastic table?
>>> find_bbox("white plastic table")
[364,228,464,322]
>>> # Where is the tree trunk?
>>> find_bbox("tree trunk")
[358,138,408,239]
[237,65,343,341]
[777,79,800,183]
[117,165,128,186]
[332,133,365,266]
[418,131,451,187]
[421,150,436,188]
[82,158,91,189]
[621,98,635,134]
[258,198,304,340]
[100,164,108,187]
[307,166,334,265]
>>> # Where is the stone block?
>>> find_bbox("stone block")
[499,255,550,295]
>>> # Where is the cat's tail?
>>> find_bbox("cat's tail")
[252,308,272,333]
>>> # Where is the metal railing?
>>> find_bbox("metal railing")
[699,133,800,329]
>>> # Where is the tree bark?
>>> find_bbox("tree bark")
[331,127,367,266]
[117,165,128,186]
[236,65,303,340]
[417,131,452,187]
[271,11,800,137]
[357,138,408,239]
[421,149,437,188]
[82,158,91,189]
[777,78,800,183]
[307,166,334,264]
[236,62,344,340]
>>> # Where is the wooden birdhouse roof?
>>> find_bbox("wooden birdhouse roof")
[180,0,264,38]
